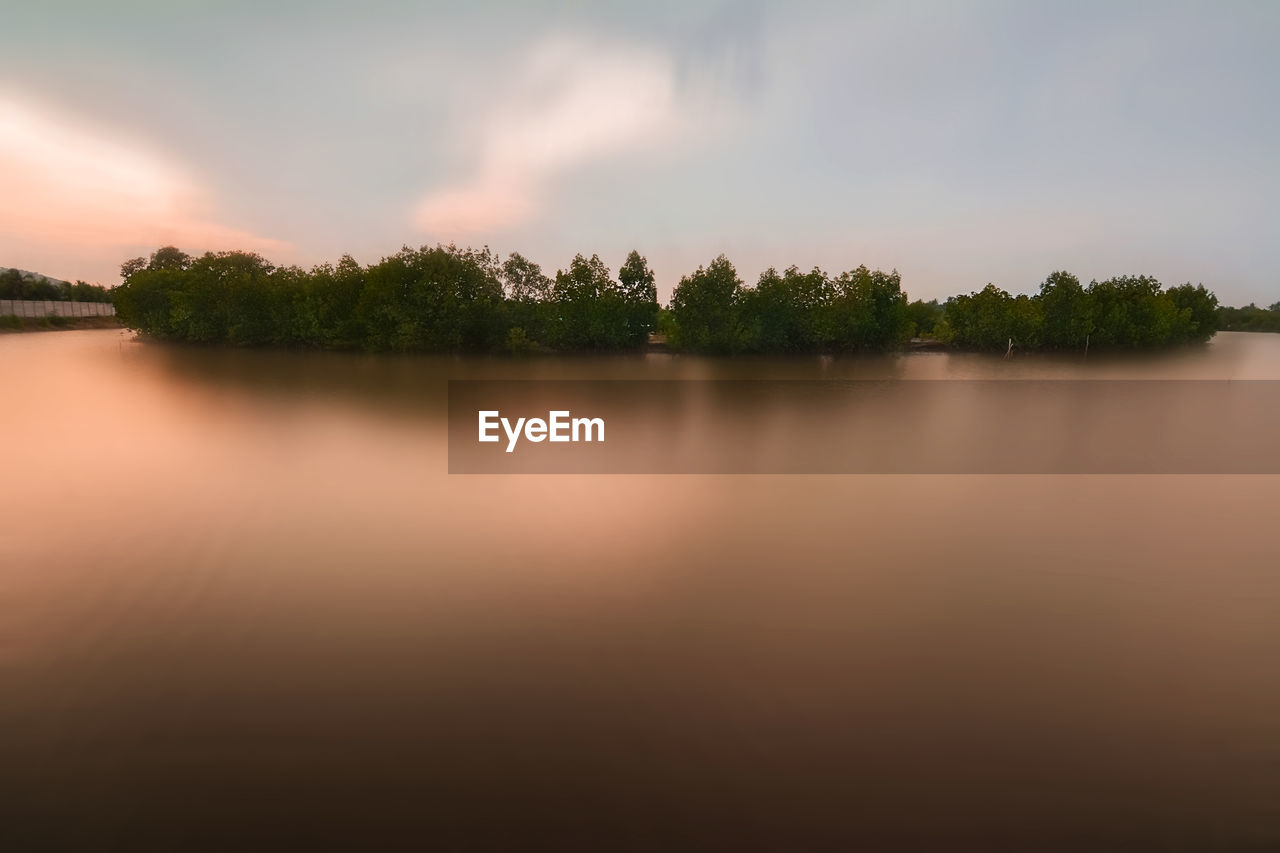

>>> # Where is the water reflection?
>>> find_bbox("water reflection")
[2,330,1279,849]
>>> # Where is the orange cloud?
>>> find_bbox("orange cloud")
[0,96,287,265]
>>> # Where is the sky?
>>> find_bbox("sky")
[1,0,1277,305]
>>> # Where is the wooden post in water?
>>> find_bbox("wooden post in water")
[1004,337,1013,359]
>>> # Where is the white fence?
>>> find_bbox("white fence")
[1,299,115,318]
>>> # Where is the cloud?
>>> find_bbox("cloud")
[414,36,680,237]
[0,96,287,261]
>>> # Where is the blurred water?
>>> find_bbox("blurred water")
[2,329,1279,849]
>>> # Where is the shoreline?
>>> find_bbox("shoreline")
[0,315,122,333]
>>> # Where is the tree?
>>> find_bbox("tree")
[907,299,943,338]
[148,246,193,272]
[617,250,656,304]
[1166,283,1218,343]
[617,250,659,345]
[502,252,551,302]
[500,252,554,349]
[109,245,1225,354]
[551,254,626,350]
[112,267,183,337]
[1218,302,1280,333]
[669,255,743,353]
[71,280,111,302]
[1088,275,1176,348]
[356,244,504,352]
[306,255,367,346]
[179,250,274,343]
[1008,293,1044,349]
[120,257,147,282]
[1039,270,1092,349]
[829,266,911,350]
[741,267,794,352]
[0,268,25,299]
[945,284,1021,350]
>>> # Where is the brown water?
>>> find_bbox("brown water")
[3,329,1280,850]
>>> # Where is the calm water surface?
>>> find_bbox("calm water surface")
[2,330,1279,849]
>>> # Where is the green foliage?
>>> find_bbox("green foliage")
[829,266,913,350]
[0,314,22,329]
[0,268,22,297]
[668,255,744,353]
[149,246,193,271]
[932,317,955,344]
[504,327,538,354]
[0,268,112,302]
[741,266,832,352]
[667,261,912,354]
[499,253,553,348]
[943,273,1219,351]
[110,244,1227,355]
[1166,283,1219,342]
[1217,302,1280,333]
[1039,271,1091,348]
[550,254,629,350]
[907,299,943,338]
[120,257,147,280]
[654,307,677,338]
[502,252,552,303]
[944,284,1027,350]
[355,245,504,352]
[112,244,651,353]
[1086,275,1183,348]
[617,250,660,346]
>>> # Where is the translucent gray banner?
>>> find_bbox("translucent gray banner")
[448,380,1280,474]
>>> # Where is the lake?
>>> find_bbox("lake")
[3,329,1279,849]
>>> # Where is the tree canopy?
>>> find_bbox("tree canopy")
[938,273,1219,351]
[1,268,112,302]
[1217,301,1280,333]
[113,245,662,353]
[110,245,1238,354]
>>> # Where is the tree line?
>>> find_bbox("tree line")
[112,246,657,352]
[665,257,914,353]
[0,268,113,303]
[111,245,1230,354]
[664,264,1218,352]
[935,272,1220,350]
[1218,302,1280,333]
